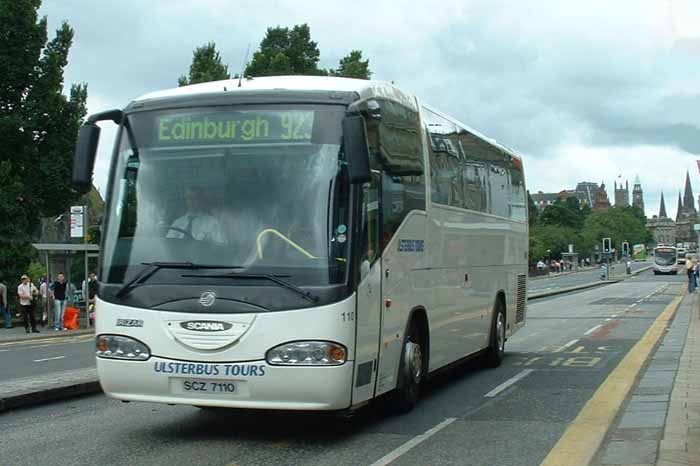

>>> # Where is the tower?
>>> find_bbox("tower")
[659,191,667,218]
[683,171,696,213]
[676,192,683,222]
[614,180,629,207]
[593,181,611,211]
[632,175,644,212]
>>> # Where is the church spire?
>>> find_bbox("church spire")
[676,192,683,221]
[683,170,696,212]
[659,191,667,218]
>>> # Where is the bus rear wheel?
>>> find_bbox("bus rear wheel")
[387,319,425,414]
[483,299,506,368]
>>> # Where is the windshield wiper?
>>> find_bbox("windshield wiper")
[116,262,243,298]
[183,272,320,304]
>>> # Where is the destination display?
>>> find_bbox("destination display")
[154,109,314,145]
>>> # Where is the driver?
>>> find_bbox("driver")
[167,186,225,243]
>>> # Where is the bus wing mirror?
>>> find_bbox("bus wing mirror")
[73,123,101,187]
[73,109,124,187]
[343,115,371,184]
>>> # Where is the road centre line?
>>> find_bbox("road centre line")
[484,369,534,398]
[557,339,579,351]
[584,324,603,336]
[367,417,457,466]
[33,356,65,362]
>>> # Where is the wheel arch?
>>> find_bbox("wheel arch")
[404,306,430,376]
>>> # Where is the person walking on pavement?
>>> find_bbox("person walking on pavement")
[0,277,10,329]
[686,258,696,293]
[17,274,39,333]
[50,272,68,331]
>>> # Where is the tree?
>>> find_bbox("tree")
[0,0,88,290]
[540,197,585,230]
[178,42,231,86]
[529,224,579,263]
[579,207,652,259]
[245,24,322,77]
[527,192,538,227]
[331,50,371,79]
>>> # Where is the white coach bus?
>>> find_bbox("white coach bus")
[73,76,528,413]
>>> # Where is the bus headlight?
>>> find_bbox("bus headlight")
[96,335,150,361]
[266,341,347,366]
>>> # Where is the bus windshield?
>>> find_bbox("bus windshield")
[101,104,350,287]
[654,248,676,266]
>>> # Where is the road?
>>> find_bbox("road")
[0,263,646,384]
[527,261,649,295]
[0,270,685,466]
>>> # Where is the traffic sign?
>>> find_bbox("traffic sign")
[70,206,84,238]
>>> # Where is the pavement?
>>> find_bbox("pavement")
[592,290,700,466]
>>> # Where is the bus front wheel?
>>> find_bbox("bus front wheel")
[387,319,425,414]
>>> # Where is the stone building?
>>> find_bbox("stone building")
[614,180,629,207]
[646,171,699,248]
[593,182,611,211]
[646,192,676,246]
[675,171,699,246]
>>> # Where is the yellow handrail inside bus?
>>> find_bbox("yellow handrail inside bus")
[256,228,318,259]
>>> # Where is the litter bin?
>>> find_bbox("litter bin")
[64,306,80,330]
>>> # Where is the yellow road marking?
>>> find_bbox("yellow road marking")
[538,285,686,466]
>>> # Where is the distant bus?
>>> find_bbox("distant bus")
[653,246,678,275]
[72,76,528,413]
[677,248,687,265]
[632,244,647,261]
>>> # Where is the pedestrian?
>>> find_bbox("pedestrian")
[40,276,50,326]
[0,277,10,329]
[686,258,696,292]
[87,271,98,325]
[17,274,39,333]
[87,271,98,306]
[50,272,68,331]
[694,260,700,292]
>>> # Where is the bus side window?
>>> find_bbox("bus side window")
[362,172,381,271]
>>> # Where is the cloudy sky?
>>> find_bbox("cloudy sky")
[39,0,700,218]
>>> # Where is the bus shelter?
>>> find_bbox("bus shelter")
[561,252,579,272]
[32,243,100,328]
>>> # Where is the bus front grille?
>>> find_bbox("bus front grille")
[515,274,526,323]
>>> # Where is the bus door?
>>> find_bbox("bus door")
[352,172,383,405]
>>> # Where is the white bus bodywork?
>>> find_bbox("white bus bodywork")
[89,76,528,412]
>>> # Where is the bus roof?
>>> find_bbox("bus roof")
[132,75,521,162]
[134,76,390,103]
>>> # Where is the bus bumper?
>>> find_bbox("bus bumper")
[97,357,354,411]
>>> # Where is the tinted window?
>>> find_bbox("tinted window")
[423,106,526,221]
[364,99,426,248]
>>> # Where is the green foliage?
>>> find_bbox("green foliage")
[527,193,538,227]
[0,0,88,287]
[27,261,45,281]
[245,24,323,77]
[529,224,579,262]
[580,208,653,258]
[330,50,372,79]
[178,42,230,86]
[529,192,650,264]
